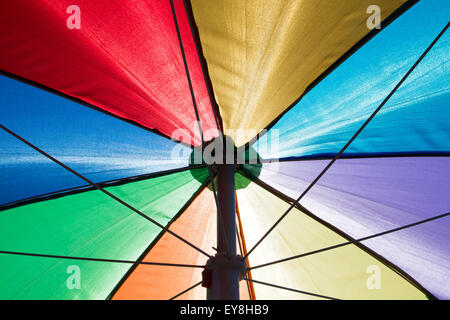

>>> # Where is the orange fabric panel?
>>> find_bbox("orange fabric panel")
[113,188,216,300]
[239,278,250,300]
[235,193,255,300]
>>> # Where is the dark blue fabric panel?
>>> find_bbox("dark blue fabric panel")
[0,76,191,204]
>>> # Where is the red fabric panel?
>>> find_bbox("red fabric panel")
[0,0,218,145]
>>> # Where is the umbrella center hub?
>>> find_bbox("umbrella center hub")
[204,253,247,281]
[189,135,262,189]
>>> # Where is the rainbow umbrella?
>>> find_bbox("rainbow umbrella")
[0,0,449,300]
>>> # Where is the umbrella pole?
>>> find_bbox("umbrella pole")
[216,163,236,257]
[206,162,241,300]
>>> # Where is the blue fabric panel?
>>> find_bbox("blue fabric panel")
[0,76,191,204]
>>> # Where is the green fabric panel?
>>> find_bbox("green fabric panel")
[0,168,208,299]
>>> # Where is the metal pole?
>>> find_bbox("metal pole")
[204,136,246,300]
[216,163,236,256]
[206,162,240,300]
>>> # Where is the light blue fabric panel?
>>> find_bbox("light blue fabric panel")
[255,0,450,159]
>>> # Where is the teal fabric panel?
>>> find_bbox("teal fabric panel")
[255,0,450,159]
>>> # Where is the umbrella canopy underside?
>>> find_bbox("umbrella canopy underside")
[0,0,449,299]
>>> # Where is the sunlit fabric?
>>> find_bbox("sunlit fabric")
[0,168,208,299]
[0,76,192,205]
[235,174,427,300]
[0,0,448,301]
[235,195,256,300]
[0,0,218,145]
[259,158,450,299]
[191,0,407,146]
[255,0,450,159]
[113,188,216,300]
[0,130,82,205]
[113,187,252,300]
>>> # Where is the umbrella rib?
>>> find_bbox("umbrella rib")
[0,70,194,149]
[248,211,450,271]
[244,0,419,148]
[0,124,212,259]
[181,0,223,133]
[0,164,206,210]
[106,178,210,300]
[243,22,449,261]
[235,193,256,300]
[236,224,253,300]
[262,153,450,163]
[169,0,231,256]
[0,250,204,268]
[235,225,250,297]
[239,171,437,299]
[169,281,203,300]
[244,278,340,300]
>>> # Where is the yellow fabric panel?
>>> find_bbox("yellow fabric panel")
[236,178,427,300]
[191,0,407,145]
